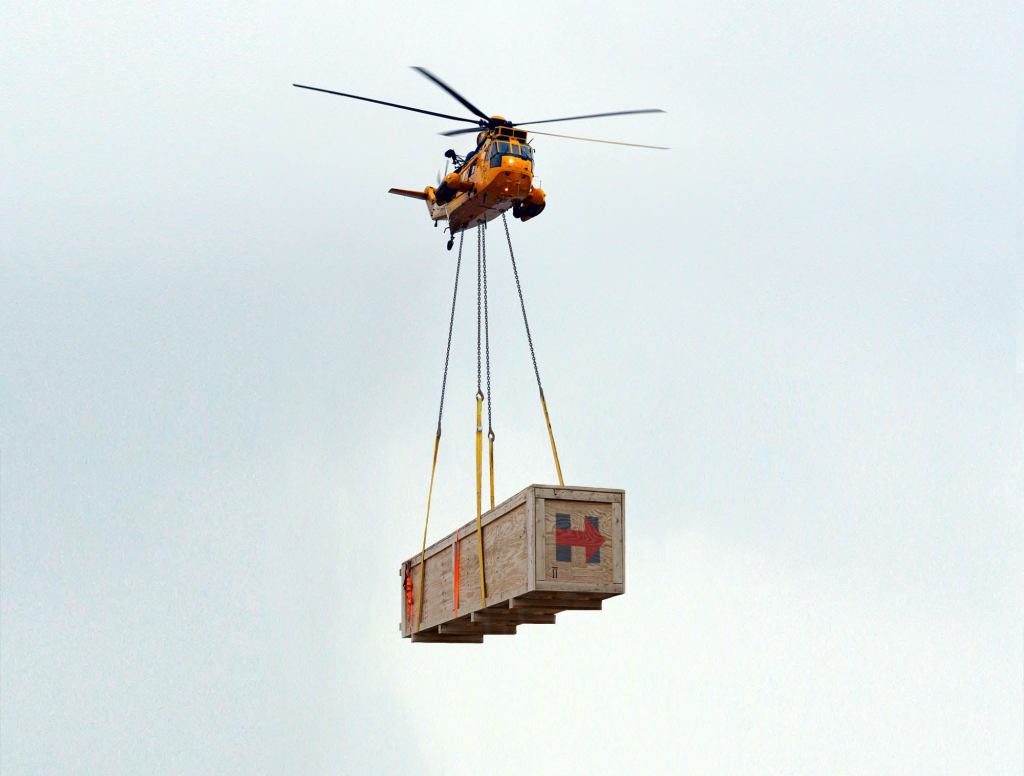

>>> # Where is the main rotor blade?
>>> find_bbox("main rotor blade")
[439,126,483,137]
[292,83,479,124]
[411,67,490,122]
[527,129,669,150]
[514,108,665,127]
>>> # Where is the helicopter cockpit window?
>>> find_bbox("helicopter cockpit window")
[488,141,535,168]
[489,141,510,167]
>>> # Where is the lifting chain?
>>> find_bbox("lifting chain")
[474,225,487,607]
[501,211,564,486]
[482,222,495,509]
[414,231,464,632]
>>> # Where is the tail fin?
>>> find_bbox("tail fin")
[388,187,428,200]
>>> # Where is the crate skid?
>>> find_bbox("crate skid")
[411,629,484,644]
[438,615,518,636]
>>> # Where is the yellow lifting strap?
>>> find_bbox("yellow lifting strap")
[488,430,495,509]
[540,388,564,487]
[474,390,487,606]
[414,431,441,632]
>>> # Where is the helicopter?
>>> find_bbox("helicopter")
[294,68,667,249]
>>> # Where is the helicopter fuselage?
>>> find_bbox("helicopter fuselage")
[297,69,664,250]
[389,125,546,239]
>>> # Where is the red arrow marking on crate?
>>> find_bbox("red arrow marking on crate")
[555,521,606,562]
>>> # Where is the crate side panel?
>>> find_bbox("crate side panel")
[403,486,529,568]
[455,503,530,617]
[414,502,528,631]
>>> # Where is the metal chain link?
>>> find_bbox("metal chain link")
[502,211,564,485]
[482,221,493,439]
[436,231,464,435]
[476,224,482,397]
[502,211,543,395]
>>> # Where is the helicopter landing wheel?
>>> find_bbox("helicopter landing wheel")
[446,237,454,251]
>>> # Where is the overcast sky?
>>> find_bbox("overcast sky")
[2,2,1021,774]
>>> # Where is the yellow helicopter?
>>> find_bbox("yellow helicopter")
[294,68,667,249]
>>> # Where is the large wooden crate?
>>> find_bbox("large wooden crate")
[400,484,625,643]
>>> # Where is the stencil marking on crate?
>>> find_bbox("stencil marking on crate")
[555,513,605,563]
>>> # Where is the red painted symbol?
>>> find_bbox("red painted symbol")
[555,517,606,563]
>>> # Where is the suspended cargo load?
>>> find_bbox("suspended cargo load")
[400,484,625,643]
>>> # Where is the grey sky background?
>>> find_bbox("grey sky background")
[2,2,1020,774]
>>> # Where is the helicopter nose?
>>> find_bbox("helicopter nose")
[495,157,533,197]
[505,156,531,174]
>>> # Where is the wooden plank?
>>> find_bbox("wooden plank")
[437,613,516,634]
[536,581,622,593]
[511,596,602,611]
[534,497,546,586]
[471,610,556,625]
[534,485,624,496]
[619,491,626,591]
[439,622,518,636]
[612,500,624,584]
[526,487,536,590]
[534,488,622,503]
[399,563,410,636]
[520,591,610,601]
[412,632,484,644]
